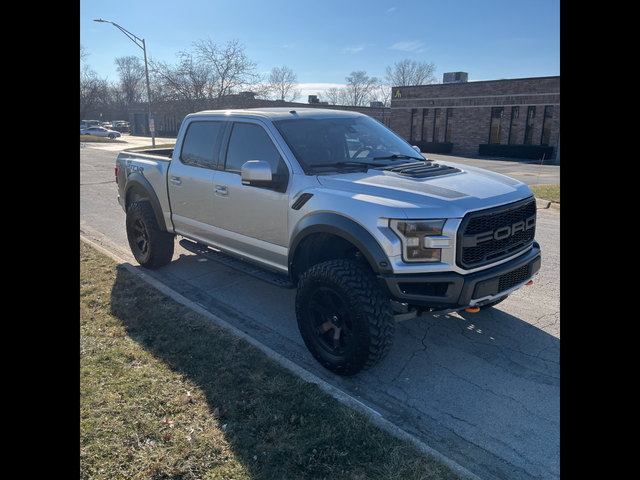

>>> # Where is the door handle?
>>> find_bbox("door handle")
[214,186,228,197]
[169,176,181,186]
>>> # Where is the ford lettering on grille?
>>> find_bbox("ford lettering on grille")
[465,215,536,247]
[457,198,537,269]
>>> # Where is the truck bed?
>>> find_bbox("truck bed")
[121,148,174,159]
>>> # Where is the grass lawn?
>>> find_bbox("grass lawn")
[80,240,464,480]
[529,184,560,204]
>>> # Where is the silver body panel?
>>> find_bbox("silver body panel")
[117,108,537,280]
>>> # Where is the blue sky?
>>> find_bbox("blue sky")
[80,0,560,99]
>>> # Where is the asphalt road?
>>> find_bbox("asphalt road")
[80,136,560,480]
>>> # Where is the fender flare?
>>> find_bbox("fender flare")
[289,212,393,276]
[123,173,170,233]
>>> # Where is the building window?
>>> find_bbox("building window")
[445,108,453,143]
[410,108,420,142]
[540,106,554,146]
[524,106,536,145]
[421,109,429,142]
[489,107,504,144]
[433,108,441,142]
[508,107,520,145]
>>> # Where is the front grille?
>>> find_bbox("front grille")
[457,198,536,269]
[498,264,530,293]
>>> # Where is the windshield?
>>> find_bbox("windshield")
[273,115,423,174]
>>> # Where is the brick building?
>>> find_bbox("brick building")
[127,94,390,139]
[390,75,560,163]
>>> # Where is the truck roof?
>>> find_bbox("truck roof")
[187,107,365,121]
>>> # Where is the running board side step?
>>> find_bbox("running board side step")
[179,239,295,289]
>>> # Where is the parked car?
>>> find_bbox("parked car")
[80,120,101,129]
[112,121,130,133]
[80,126,121,139]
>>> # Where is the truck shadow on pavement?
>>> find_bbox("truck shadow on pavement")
[108,263,481,479]
[111,249,560,479]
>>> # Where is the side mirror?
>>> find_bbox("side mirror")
[241,160,287,192]
[412,145,422,154]
[241,160,272,183]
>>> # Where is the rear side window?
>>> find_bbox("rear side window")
[224,122,283,174]
[180,121,223,168]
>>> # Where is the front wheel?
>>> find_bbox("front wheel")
[125,201,174,269]
[295,259,395,376]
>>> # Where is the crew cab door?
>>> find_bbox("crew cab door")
[210,120,291,272]
[167,119,226,243]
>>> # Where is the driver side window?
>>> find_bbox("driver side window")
[224,122,284,174]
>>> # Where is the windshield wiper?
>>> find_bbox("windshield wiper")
[371,154,425,162]
[308,161,381,170]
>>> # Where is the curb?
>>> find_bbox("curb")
[81,234,484,480]
[536,197,560,210]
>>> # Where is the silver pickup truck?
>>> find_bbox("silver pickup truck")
[116,107,541,375]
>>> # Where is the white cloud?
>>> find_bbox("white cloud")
[343,46,365,54]
[390,41,429,52]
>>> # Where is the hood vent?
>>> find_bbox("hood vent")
[382,161,461,179]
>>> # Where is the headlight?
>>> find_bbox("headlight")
[389,219,446,263]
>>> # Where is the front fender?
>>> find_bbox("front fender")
[289,212,393,277]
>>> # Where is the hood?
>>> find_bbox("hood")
[316,160,532,219]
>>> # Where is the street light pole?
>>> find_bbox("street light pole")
[94,19,155,148]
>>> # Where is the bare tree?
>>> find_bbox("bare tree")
[369,83,391,107]
[150,51,215,113]
[344,71,379,106]
[80,64,108,121]
[269,66,300,102]
[115,56,146,105]
[323,86,347,105]
[385,59,437,86]
[192,38,263,107]
[80,44,90,63]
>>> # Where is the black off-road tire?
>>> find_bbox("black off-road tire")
[126,201,175,269]
[295,259,395,376]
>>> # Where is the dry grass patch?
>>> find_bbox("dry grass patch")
[529,184,560,204]
[80,240,464,480]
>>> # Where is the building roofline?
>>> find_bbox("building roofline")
[392,75,560,89]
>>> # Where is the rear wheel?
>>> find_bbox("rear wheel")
[125,201,174,269]
[295,259,395,376]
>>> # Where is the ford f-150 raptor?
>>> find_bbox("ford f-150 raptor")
[116,108,541,375]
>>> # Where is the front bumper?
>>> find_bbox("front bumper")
[377,242,541,311]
